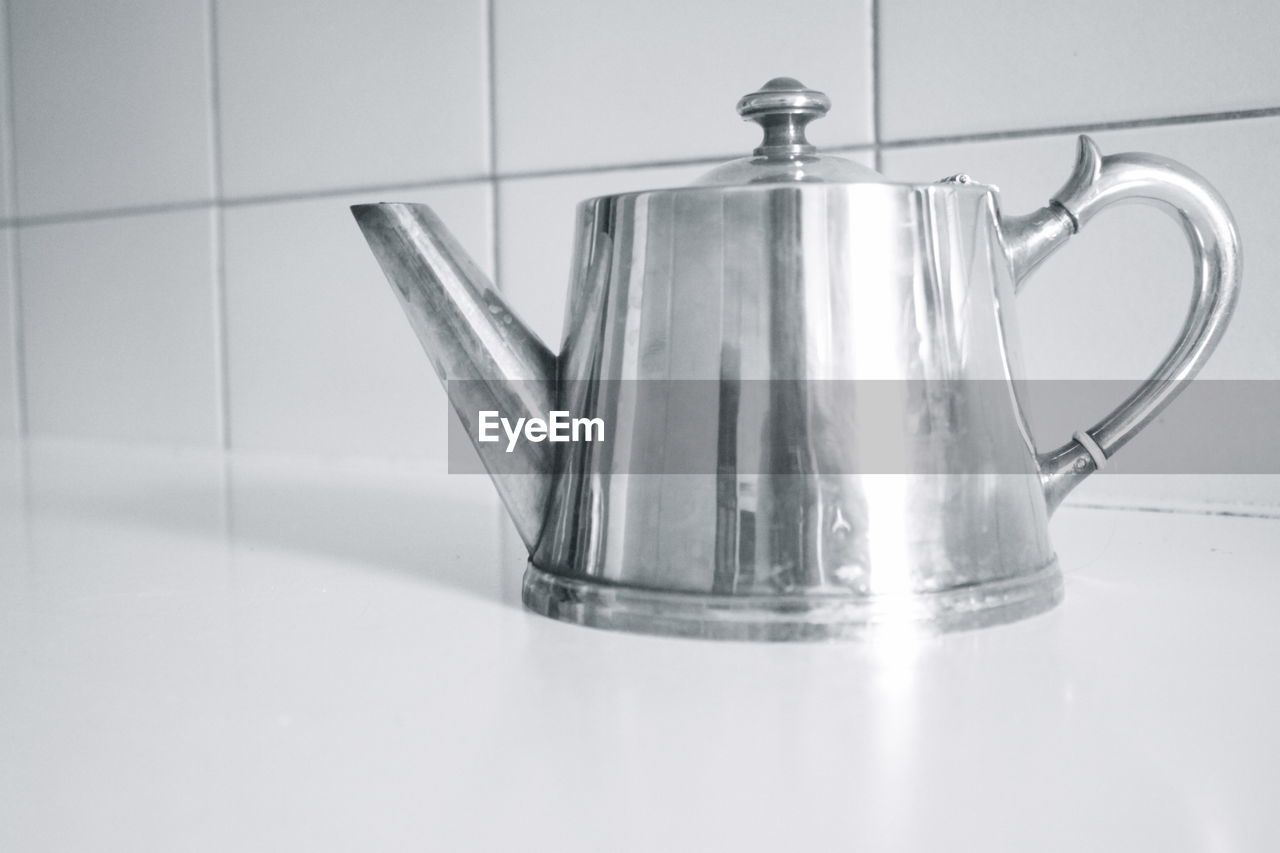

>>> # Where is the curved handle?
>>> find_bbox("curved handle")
[1008,136,1242,513]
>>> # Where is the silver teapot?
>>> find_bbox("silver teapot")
[353,78,1240,640]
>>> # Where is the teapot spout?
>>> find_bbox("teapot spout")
[352,202,555,551]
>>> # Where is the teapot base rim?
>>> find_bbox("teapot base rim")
[521,561,1062,642]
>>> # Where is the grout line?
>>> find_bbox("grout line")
[14,197,220,228]
[484,0,498,182]
[490,179,502,287]
[484,0,510,580]
[0,147,860,226]
[2,177,488,227]
[0,105,1276,230]
[2,0,28,441]
[206,0,224,198]
[484,0,503,290]
[1067,501,1280,521]
[205,0,236,550]
[870,0,883,173]
[0,0,16,219]
[220,173,492,207]
[880,105,1280,150]
[206,0,231,453]
[495,150,867,182]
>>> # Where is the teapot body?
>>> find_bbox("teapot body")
[525,182,1062,638]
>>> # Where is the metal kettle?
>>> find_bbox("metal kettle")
[352,78,1240,640]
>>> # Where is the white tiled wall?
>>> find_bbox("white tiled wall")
[19,210,221,445]
[879,0,1280,140]
[0,4,12,222]
[492,0,873,173]
[1,0,1278,512]
[215,0,489,198]
[221,182,492,461]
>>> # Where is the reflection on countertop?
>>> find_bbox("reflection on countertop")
[1,438,1278,851]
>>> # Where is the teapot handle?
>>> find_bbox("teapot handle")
[1010,135,1242,513]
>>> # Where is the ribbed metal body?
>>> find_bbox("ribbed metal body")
[528,183,1058,634]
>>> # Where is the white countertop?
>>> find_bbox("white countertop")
[2,440,1278,851]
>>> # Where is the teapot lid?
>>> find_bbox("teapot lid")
[695,78,883,186]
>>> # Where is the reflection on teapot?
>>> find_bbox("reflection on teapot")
[353,78,1240,640]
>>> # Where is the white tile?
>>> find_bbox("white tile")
[493,0,873,174]
[216,0,488,198]
[222,182,493,460]
[882,118,1280,508]
[880,0,1280,140]
[20,210,220,445]
[7,0,214,217]
[0,230,16,437]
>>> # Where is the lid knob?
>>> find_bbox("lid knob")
[736,77,831,158]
